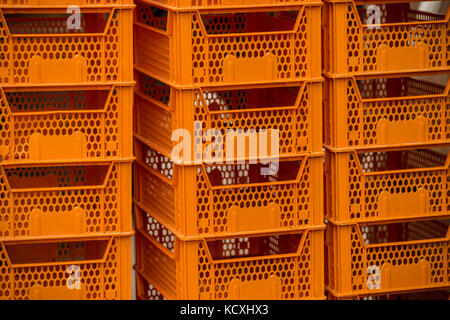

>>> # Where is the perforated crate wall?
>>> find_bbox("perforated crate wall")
[325,148,450,224]
[134,72,323,160]
[0,236,132,300]
[135,214,325,300]
[0,7,133,86]
[134,1,321,87]
[135,270,166,300]
[323,0,450,76]
[325,220,450,297]
[324,76,450,150]
[133,139,324,238]
[0,161,132,241]
[0,85,133,164]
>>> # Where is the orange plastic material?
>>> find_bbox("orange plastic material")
[135,271,166,300]
[146,0,321,10]
[324,76,450,150]
[0,85,133,164]
[323,1,450,76]
[133,139,324,239]
[0,0,133,6]
[328,290,450,300]
[134,72,323,160]
[325,219,450,297]
[133,1,322,88]
[0,7,133,86]
[134,210,325,300]
[0,161,132,241]
[0,236,132,300]
[325,148,450,224]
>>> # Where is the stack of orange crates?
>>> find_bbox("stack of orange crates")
[0,0,134,300]
[323,0,450,299]
[132,0,326,300]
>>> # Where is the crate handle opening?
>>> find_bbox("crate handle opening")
[5,238,111,267]
[4,163,111,190]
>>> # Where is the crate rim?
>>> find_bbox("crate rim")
[0,157,135,167]
[0,5,135,14]
[324,69,450,79]
[327,220,450,245]
[135,222,324,257]
[134,66,324,90]
[326,285,450,299]
[1,231,134,245]
[1,232,133,245]
[325,74,450,98]
[324,0,446,4]
[134,134,325,166]
[134,0,322,12]
[134,67,324,90]
[326,216,450,227]
[0,82,135,90]
[325,146,450,177]
[133,201,326,241]
[324,143,450,154]
[1,82,135,92]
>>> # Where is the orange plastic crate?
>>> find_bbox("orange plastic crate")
[325,147,450,224]
[134,211,325,300]
[0,7,133,86]
[0,236,132,300]
[0,161,132,241]
[146,0,320,10]
[133,0,322,87]
[323,0,450,76]
[324,76,450,150]
[0,85,133,164]
[135,270,166,300]
[325,219,450,297]
[133,139,324,238]
[0,0,133,7]
[134,72,323,160]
